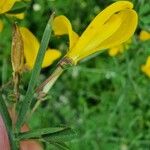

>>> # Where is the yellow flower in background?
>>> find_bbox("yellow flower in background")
[20,27,61,69]
[6,13,25,19]
[108,39,131,56]
[139,30,150,41]
[141,56,150,77]
[108,44,124,57]
[0,0,26,19]
[0,0,25,32]
[53,1,138,65]
[0,0,17,14]
[0,0,27,14]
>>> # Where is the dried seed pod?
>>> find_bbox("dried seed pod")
[11,24,24,100]
[11,24,24,74]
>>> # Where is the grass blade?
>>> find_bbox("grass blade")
[16,14,54,131]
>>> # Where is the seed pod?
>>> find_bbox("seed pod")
[11,24,24,100]
[11,24,24,74]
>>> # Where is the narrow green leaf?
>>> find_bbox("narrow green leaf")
[43,127,77,142]
[17,127,68,140]
[50,141,70,150]
[16,14,54,131]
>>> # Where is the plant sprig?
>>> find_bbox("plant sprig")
[16,13,55,131]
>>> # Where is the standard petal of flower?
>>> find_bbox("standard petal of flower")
[139,31,150,41]
[53,15,79,49]
[75,14,122,61]
[96,9,137,50]
[0,0,17,14]
[42,49,61,68]
[76,10,136,60]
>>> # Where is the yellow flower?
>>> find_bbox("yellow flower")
[53,1,138,65]
[0,0,25,32]
[139,30,150,41]
[0,0,18,14]
[108,44,124,57]
[141,56,150,77]
[0,0,26,19]
[108,39,132,56]
[19,27,61,70]
[6,13,25,19]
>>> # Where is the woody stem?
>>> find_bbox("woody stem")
[13,72,20,101]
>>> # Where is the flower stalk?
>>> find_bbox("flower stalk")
[36,57,73,96]
[36,66,63,95]
[31,57,73,114]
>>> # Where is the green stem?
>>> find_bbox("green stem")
[0,95,18,150]
[31,66,63,114]
[36,66,63,94]
[36,56,73,96]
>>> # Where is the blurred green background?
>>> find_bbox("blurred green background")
[0,0,150,149]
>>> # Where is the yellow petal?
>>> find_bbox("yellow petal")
[108,38,131,57]
[19,27,39,69]
[0,0,17,14]
[6,13,25,19]
[144,56,150,67]
[53,15,79,50]
[97,10,137,49]
[141,65,150,77]
[0,20,4,32]
[74,13,122,61]
[71,1,133,51]
[141,56,150,77]
[20,27,61,69]
[64,1,137,64]
[108,45,123,57]
[139,30,150,41]
[42,49,61,68]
